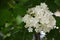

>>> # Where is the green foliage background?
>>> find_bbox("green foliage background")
[0,0,60,40]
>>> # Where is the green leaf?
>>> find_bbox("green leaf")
[15,15,22,25]
[20,0,29,3]
[46,0,59,12]
[0,9,13,26]
[55,0,60,6]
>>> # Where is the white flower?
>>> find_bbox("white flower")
[40,3,48,10]
[56,27,59,29]
[22,14,32,23]
[22,3,56,33]
[40,31,46,39]
[28,27,33,32]
[54,11,60,17]
[53,26,59,29]
[35,28,39,32]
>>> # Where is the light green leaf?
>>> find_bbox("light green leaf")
[16,15,22,25]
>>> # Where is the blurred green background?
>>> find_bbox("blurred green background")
[0,0,60,40]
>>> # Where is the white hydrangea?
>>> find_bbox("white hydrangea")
[22,3,56,33]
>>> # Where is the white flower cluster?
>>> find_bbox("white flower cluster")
[22,3,56,33]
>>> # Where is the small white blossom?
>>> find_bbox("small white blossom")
[40,31,46,39]
[54,11,60,17]
[54,26,59,29]
[28,27,33,32]
[56,27,59,29]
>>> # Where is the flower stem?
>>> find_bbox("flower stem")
[34,33,40,40]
